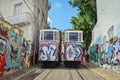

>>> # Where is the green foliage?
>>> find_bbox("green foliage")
[69,0,97,50]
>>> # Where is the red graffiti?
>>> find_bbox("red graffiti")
[0,32,8,77]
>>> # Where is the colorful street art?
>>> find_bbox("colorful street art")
[0,37,6,56]
[65,42,83,61]
[0,18,12,77]
[111,40,120,64]
[20,40,32,68]
[6,31,22,68]
[0,36,7,77]
[39,42,58,61]
[90,25,120,69]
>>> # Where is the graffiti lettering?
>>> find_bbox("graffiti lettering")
[111,41,120,63]
[0,37,6,56]
[66,45,81,60]
[40,44,57,61]
[107,26,114,40]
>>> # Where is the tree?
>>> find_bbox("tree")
[69,0,97,50]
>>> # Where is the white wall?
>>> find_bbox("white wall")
[0,0,34,18]
[19,23,35,42]
[92,0,120,45]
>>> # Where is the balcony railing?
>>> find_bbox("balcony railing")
[5,12,33,26]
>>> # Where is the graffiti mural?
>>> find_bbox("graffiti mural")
[0,36,7,77]
[39,43,57,61]
[0,37,6,56]
[6,31,22,68]
[111,40,120,64]
[65,42,82,61]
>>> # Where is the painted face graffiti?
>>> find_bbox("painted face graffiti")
[66,45,82,61]
[10,36,19,64]
[0,37,6,56]
[39,44,57,61]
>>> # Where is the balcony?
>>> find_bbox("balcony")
[5,12,33,27]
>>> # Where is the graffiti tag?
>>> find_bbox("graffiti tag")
[40,44,57,61]
[0,37,6,56]
[66,45,81,60]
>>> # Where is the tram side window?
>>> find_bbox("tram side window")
[79,32,81,41]
[69,32,78,41]
[54,31,58,40]
[44,31,53,40]
[41,31,44,40]
[65,32,68,42]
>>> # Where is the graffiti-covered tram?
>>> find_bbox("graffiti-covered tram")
[63,30,84,66]
[39,29,61,67]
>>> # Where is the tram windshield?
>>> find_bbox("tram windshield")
[69,32,78,41]
[44,31,53,40]
[40,30,59,41]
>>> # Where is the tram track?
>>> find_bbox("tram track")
[69,67,86,80]
[34,69,52,80]
[12,63,106,80]
[77,64,105,80]
[42,69,53,80]
[69,70,73,80]
[15,68,39,80]
[76,69,85,80]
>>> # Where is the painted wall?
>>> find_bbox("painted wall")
[0,35,7,77]
[6,31,22,68]
[90,0,120,68]
[0,19,11,77]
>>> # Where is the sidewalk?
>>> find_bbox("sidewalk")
[0,64,40,80]
[84,63,120,80]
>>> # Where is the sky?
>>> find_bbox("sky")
[48,0,78,31]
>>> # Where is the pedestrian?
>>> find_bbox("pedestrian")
[85,52,90,63]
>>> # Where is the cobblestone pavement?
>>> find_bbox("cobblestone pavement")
[84,63,120,80]
[0,64,41,80]
[0,63,120,80]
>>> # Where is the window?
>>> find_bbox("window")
[65,32,68,42]
[40,31,44,41]
[44,31,53,40]
[69,32,78,41]
[54,31,59,40]
[79,32,81,41]
[14,3,22,15]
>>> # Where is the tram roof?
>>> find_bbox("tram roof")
[64,30,83,33]
[40,29,60,32]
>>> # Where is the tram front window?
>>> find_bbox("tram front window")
[69,32,78,41]
[44,31,53,40]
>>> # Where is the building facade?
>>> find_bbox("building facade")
[0,0,50,42]
[92,0,120,45]
[90,0,120,71]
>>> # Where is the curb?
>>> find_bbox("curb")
[85,63,120,80]
[88,67,109,80]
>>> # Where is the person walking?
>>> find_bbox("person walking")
[85,52,90,63]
